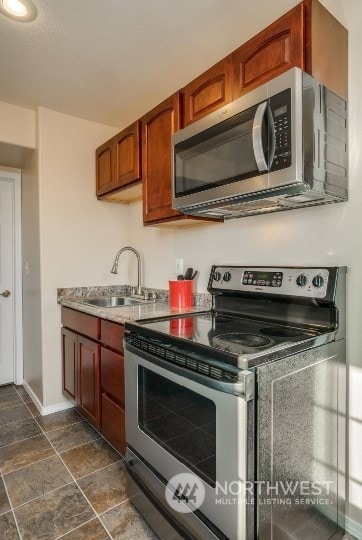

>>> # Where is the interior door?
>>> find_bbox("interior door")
[0,178,15,385]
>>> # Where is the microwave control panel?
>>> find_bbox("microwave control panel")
[270,89,292,172]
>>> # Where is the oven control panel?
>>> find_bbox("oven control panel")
[210,267,330,299]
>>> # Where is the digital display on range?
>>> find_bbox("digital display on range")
[243,270,283,287]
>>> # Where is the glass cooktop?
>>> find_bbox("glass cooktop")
[135,312,320,359]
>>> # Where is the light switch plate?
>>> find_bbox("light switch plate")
[175,259,184,275]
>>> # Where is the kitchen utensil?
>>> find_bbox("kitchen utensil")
[184,267,193,280]
[191,270,198,280]
[177,274,184,280]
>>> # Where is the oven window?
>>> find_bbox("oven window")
[138,367,216,487]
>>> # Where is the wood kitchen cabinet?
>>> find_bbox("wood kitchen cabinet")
[142,93,220,226]
[232,0,347,100]
[95,139,113,196]
[96,121,142,203]
[61,328,77,403]
[61,307,126,454]
[141,92,183,225]
[77,336,101,429]
[183,57,233,126]
[95,0,347,223]
[100,347,126,454]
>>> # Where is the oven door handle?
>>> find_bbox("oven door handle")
[126,342,255,400]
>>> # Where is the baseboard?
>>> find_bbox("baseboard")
[345,516,362,539]
[22,381,73,416]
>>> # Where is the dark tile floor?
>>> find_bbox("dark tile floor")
[0,385,357,540]
[0,384,157,540]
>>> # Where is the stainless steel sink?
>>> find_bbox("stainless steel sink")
[77,296,150,308]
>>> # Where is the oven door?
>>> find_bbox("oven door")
[125,342,255,540]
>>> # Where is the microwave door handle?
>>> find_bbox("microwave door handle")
[252,101,275,171]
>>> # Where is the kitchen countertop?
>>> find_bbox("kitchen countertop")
[58,284,212,324]
[60,297,209,324]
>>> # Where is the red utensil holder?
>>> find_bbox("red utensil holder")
[169,280,193,308]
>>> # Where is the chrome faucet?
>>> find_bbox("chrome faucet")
[111,246,143,297]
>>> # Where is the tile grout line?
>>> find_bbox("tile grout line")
[2,386,30,539]
[54,514,111,540]
[8,480,75,513]
[0,400,28,413]
[45,434,102,455]
[74,409,126,461]
[2,452,63,477]
[36,419,85,434]
[98,498,131,519]
[9,387,124,539]
[0,403,32,428]
[0,389,19,398]
[76,458,124,481]
[0,432,44,451]
[1,469,23,540]
[32,415,114,540]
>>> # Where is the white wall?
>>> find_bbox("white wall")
[0,101,35,149]
[128,201,176,289]
[22,145,43,401]
[0,101,36,168]
[128,0,362,531]
[36,107,128,408]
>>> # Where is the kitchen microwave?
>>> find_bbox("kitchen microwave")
[172,68,348,219]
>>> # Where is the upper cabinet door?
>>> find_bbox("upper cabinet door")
[232,3,305,98]
[142,93,182,224]
[183,57,233,126]
[96,139,114,196]
[113,121,141,190]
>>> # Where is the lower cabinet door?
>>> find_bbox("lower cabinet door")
[62,328,77,403]
[77,336,101,429]
[101,392,126,455]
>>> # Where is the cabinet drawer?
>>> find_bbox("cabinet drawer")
[101,393,126,455]
[101,319,124,353]
[61,307,100,340]
[101,348,125,405]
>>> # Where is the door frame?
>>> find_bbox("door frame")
[0,167,23,385]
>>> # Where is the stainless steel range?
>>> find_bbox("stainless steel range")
[124,266,346,540]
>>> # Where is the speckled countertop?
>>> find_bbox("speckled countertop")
[58,285,212,324]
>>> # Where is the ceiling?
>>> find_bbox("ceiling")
[0,0,333,128]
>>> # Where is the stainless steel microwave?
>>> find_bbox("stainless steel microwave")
[172,68,348,219]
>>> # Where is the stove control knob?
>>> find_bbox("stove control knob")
[296,274,307,287]
[223,271,231,282]
[213,271,222,282]
[312,274,324,288]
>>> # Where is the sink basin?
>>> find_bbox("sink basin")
[78,296,149,308]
